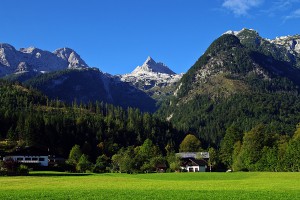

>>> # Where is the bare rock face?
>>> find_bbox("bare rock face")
[132,56,176,75]
[224,29,300,68]
[0,43,89,77]
[270,35,300,54]
[53,48,88,69]
[16,62,30,73]
[119,56,183,99]
[0,44,21,68]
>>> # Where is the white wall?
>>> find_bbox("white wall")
[4,155,49,166]
[181,165,206,172]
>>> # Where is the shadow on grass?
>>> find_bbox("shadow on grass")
[28,172,93,177]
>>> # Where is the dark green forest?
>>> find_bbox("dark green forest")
[0,80,299,172]
[157,34,300,143]
[154,33,300,172]
[1,31,300,173]
[0,80,182,161]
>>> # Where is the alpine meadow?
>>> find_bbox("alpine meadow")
[0,172,299,200]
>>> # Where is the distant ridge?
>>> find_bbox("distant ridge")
[0,43,88,77]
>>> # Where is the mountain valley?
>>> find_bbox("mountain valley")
[1,28,300,172]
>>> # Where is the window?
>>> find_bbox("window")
[39,158,45,161]
[17,157,23,161]
[195,168,199,172]
[32,158,38,161]
[25,157,31,161]
[189,168,194,172]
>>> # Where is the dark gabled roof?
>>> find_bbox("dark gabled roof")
[5,146,49,156]
[182,158,207,167]
[191,159,207,166]
[156,163,167,169]
[176,152,209,159]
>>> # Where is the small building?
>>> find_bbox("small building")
[181,158,207,172]
[3,146,49,167]
[176,152,209,172]
[155,163,167,173]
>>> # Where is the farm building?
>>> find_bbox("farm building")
[3,146,49,167]
[176,152,209,172]
[155,163,167,173]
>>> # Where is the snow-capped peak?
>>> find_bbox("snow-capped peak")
[224,30,241,36]
[224,28,300,55]
[132,56,175,75]
[270,35,300,54]
[223,28,257,36]
[19,46,39,53]
[119,57,183,98]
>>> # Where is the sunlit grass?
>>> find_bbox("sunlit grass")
[0,172,299,199]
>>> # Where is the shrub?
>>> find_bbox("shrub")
[18,165,29,175]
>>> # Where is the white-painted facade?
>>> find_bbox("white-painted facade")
[3,155,49,166]
[181,164,206,172]
[176,152,209,172]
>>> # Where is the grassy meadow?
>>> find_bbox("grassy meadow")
[0,172,299,199]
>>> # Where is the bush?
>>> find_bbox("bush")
[18,165,29,175]
[93,155,110,173]
[0,159,29,176]
[76,154,92,173]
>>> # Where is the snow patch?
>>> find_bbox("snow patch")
[120,56,183,92]
[223,28,256,36]
[166,113,173,121]
[174,82,182,97]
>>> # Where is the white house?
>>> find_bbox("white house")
[176,152,210,172]
[3,146,49,167]
[180,158,207,172]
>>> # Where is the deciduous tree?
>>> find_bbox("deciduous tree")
[66,144,82,167]
[179,134,201,152]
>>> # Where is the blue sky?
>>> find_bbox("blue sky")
[1,0,300,74]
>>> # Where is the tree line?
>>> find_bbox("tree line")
[0,80,183,161]
[220,123,300,172]
[0,80,299,172]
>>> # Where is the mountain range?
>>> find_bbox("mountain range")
[0,44,182,112]
[1,29,300,133]
[0,44,88,76]
[2,28,300,174]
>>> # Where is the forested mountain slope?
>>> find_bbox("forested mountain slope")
[22,68,157,112]
[157,29,300,146]
[0,80,182,159]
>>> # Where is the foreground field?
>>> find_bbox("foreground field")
[0,172,299,199]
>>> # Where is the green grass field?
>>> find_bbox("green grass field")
[0,172,299,199]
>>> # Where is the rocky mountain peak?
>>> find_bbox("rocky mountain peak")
[20,46,39,53]
[270,35,300,54]
[132,56,175,75]
[0,43,90,77]
[224,28,258,36]
[53,47,88,69]
[0,43,16,51]
[0,43,20,68]
[224,28,300,52]
[143,56,155,65]
[120,57,182,100]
